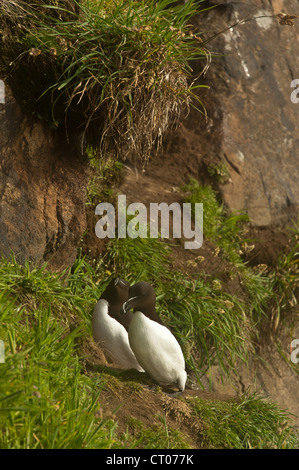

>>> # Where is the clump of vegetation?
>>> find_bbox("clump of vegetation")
[180,178,299,366]
[267,224,299,332]
[124,416,191,449]
[181,178,274,322]
[207,161,231,184]
[188,393,299,449]
[86,148,123,206]
[0,0,210,163]
[0,289,115,449]
[181,178,249,263]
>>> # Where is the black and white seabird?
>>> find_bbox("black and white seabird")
[92,278,144,372]
[122,281,187,392]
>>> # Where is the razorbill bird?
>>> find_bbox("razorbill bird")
[92,278,144,372]
[122,281,187,392]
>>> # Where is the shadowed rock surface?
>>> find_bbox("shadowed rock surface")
[0,82,88,270]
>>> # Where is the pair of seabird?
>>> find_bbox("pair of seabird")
[92,279,187,392]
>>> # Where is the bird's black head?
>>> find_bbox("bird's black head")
[100,278,130,311]
[122,281,163,325]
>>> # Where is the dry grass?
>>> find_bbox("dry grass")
[0,0,209,164]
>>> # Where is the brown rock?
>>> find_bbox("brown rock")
[0,82,88,271]
[196,0,299,226]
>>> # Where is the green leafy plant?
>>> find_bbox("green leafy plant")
[207,162,230,184]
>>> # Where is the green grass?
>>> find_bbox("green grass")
[0,245,298,448]
[187,393,298,449]
[182,178,250,263]
[123,416,192,450]
[0,290,115,448]
[86,150,123,206]
[0,0,210,163]
[267,224,299,331]
[181,178,274,321]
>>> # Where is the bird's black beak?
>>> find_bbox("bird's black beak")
[121,296,139,315]
[120,302,127,316]
[114,278,130,289]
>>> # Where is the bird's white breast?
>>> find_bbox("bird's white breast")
[128,311,186,388]
[92,299,144,372]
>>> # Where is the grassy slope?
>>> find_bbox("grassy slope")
[0,174,298,448]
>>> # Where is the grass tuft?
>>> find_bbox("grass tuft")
[188,393,299,449]
[0,0,210,163]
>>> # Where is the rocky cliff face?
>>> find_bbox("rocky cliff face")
[197,0,299,226]
[0,0,298,270]
[0,82,88,271]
